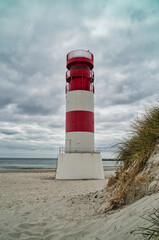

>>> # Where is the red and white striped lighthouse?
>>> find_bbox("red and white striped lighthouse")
[65,50,94,153]
[56,50,104,179]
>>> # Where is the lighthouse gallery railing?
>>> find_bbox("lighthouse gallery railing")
[59,147,101,154]
[67,50,93,61]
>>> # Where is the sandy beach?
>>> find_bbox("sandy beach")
[0,171,159,240]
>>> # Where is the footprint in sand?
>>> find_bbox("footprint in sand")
[18,223,37,229]
[7,221,53,240]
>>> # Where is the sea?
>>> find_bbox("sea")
[0,158,119,170]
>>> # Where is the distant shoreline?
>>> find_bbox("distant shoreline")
[0,167,117,173]
[0,158,120,171]
[0,169,57,173]
[0,158,116,161]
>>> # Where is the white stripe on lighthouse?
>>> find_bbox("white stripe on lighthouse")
[65,132,94,153]
[66,90,94,112]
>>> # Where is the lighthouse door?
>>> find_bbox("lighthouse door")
[66,139,71,153]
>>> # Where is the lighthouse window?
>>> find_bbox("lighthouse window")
[71,65,90,70]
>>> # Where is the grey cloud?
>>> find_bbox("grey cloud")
[17,101,52,115]
[0,139,57,151]
[0,96,12,108]
[0,53,14,67]
[49,123,63,129]
[129,9,147,22]
[15,88,63,116]
[0,0,159,157]
[0,129,19,135]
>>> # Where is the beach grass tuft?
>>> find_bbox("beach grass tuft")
[106,103,159,210]
[133,208,159,239]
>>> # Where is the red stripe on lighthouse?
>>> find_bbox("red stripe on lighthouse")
[66,111,94,133]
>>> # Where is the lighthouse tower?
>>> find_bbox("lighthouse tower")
[56,50,104,179]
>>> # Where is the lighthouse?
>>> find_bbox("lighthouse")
[56,50,104,179]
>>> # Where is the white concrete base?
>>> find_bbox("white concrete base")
[56,153,104,180]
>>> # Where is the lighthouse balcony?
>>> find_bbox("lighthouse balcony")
[66,50,94,69]
[66,69,94,83]
[59,146,101,154]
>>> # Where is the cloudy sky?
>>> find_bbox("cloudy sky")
[0,0,159,158]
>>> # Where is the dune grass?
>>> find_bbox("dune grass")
[106,104,159,210]
[134,209,159,239]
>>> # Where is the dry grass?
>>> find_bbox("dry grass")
[106,104,159,211]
